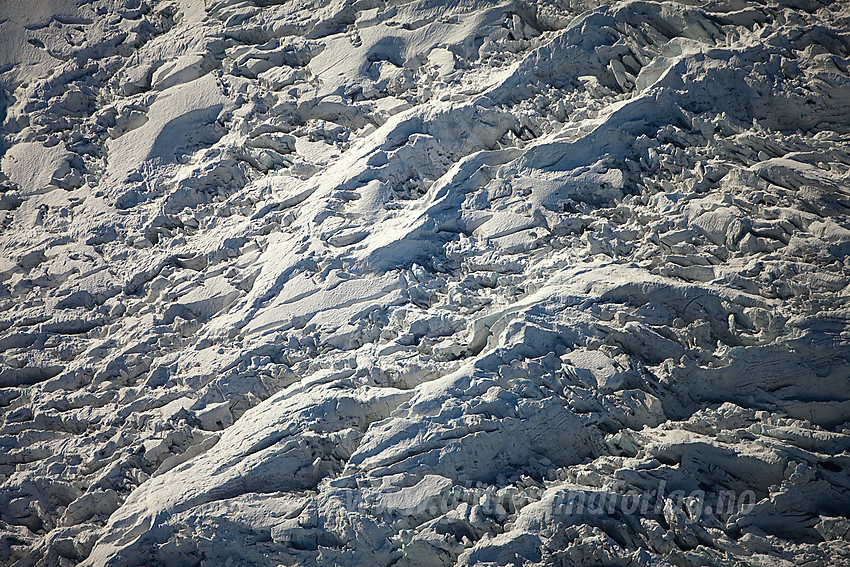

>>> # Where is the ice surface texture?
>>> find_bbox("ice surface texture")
[1,0,850,565]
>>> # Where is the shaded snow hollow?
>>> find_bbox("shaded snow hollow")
[1,0,850,565]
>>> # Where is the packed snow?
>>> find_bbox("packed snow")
[1,0,850,565]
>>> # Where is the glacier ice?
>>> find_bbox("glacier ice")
[1,0,850,565]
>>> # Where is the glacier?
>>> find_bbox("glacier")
[1,0,849,565]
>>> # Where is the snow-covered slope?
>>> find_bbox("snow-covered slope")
[1,0,850,565]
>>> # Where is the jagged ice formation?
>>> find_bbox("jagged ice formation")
[1,0,850,565]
